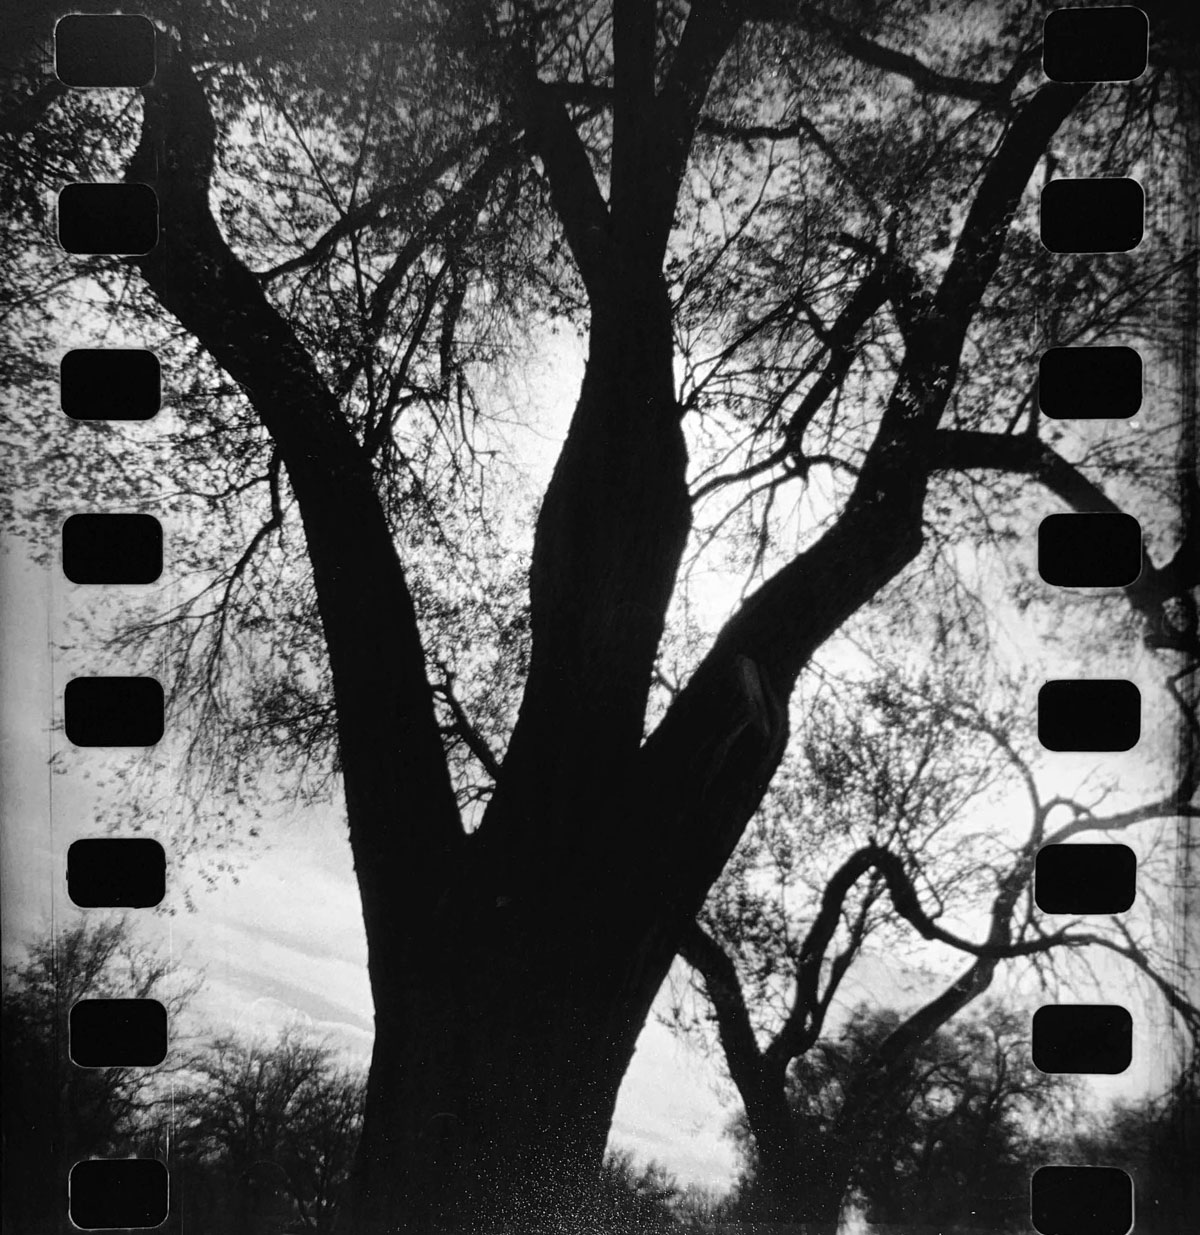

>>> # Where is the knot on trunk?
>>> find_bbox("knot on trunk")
[706,654,788,774]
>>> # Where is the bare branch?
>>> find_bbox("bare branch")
[742,2,1036,107]
[518,79,611,298]
[932,430,1200,655]
[433,663,502,784]
[124,44,464,933]
[257,124,509,282]
[1060,923,1200,1038]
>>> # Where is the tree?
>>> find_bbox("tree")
[169,1027,365,1235]
[3,2,1197,1231]
[729,1003,1074,1231]
[676,650,1200,1226]
[1072,1059,1200,1235]
[1,919,198,1235]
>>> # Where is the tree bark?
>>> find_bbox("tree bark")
[350,920,642,1231]
[349,294,695,1230]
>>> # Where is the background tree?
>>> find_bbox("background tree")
[3,2,1197,1231]
[1,919,198,1235]
[1072,1058,1200,1235]
[169,1027,365,1235]
[675,644,1199,1226]
[728,1002,1075,1231]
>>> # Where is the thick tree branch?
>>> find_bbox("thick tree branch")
[648,0,744,251]
[545,2,742,264]
[932,429,1200,654]
[763,843,1080,1072]
[678,921,775,1094]
[742,1,1035,105]
[548,85,878,229]
[518,79,611,299]
[677,919,799,1180]
[641,79,1099,938]
[610,0,658,236]
[931,429,1120,511]
[1044,795,1200,847]
[934,82,1090,329]
[124,48,463,953]
[782,262,890,454]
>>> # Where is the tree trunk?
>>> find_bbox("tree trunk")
[746,1113,850,1232]
[346,869,684,1234]
[131,58,698,1224]
[344,268,692,1233]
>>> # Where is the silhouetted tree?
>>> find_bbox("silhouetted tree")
[171,1027,365,1235]
[729,1003,1072,1232]
[3,3,1197,1230]
[1,919,197,1235]
[677,651,1200,1227]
